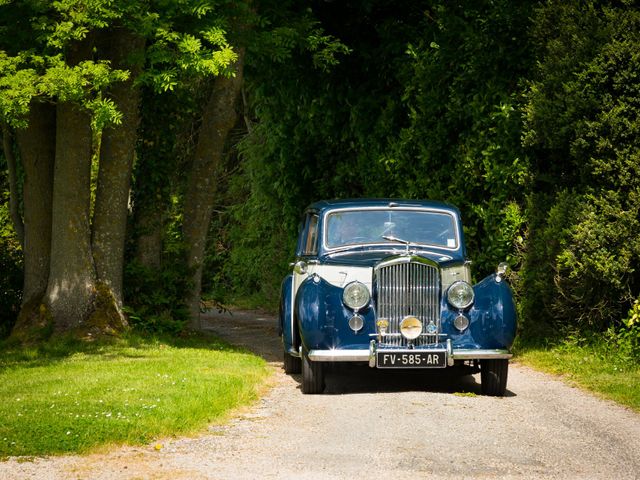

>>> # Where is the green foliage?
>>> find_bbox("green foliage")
[34,0,122,48]
[142,26,237,92]
[221,0,533,307]
[615,298,640,361]
[0,333,269,456]
[0,0,241,129]
[123,258,192,335]
[520,1,640,333]
[384,0,533,277]
[0,155,22,339]
[125,82,206,328]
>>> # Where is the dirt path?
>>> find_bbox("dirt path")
[1,310,639,479]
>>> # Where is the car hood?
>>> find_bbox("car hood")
[319,248,464,267]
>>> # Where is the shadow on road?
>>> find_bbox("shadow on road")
[294,363,516,397]
[201,309,516,397]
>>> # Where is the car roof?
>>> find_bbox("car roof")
[306,198,460,215]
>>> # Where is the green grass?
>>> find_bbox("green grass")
[0,334,269,457]
[515,338,640,412]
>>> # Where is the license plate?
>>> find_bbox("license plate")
[377,350,447,369]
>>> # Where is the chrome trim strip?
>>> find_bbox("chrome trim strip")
[326,247,454,260]
[308,349,370,362]
[451,349,512,360]
[307,347,512,362]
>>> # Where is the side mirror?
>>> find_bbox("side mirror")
[496,262,509,283]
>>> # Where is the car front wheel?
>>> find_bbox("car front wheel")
[301,351,325,394]
[480,359,509,396]
[283,351,301,374]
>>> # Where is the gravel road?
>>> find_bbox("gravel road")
[2,310,639,479]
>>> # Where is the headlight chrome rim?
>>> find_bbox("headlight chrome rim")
[342,281,370,310]
[447,280,475,309]
[348,314,364,332]
[453,314,470,332]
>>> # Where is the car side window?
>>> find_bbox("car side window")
[303,214,319,255]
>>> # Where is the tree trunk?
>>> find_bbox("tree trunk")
[44,100,96,331]
[132,87,174,271]
[12,102,56,336]
[1,123,24,247]
[183,50,245,328]
[92,29,144,309]
[134,208,163,269]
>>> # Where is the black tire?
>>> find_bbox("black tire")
[480,359,509,396]
[283,351,301,374]
[301,351,325,394]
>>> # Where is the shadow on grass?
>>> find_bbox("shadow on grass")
[0,330,249,373]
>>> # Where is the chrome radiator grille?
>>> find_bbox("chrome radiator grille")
[375,260,440,347]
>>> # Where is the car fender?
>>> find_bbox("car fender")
[279,274,296,352]
[468,274,517,349]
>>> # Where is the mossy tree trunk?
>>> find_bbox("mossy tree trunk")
[12,32,143,338]
[92,28,144,311]
[44,99,96,331]
[13,102,56,332]
[183,50,244,328]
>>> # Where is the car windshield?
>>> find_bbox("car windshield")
[325,209,457,249]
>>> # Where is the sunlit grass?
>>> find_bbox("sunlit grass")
[515,339,640,412]
[0,335,269,457]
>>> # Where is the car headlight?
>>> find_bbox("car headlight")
[447,281,474,309]
[342,281,370,310]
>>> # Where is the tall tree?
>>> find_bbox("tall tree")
[183,49,244,326]
[14,102,55,317]
[92,28,145,310]
[45,97,96,329]
[2,0,240,337]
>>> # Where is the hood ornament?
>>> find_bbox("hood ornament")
[382,235,413,254]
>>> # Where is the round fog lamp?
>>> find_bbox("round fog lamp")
[348,314,364,332]
[400,316,422,340]
[453,314,470,332]
[342,281,370,310]
[447,281,474,309]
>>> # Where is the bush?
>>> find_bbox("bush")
[616,298,640,361]
[521,2,640,334]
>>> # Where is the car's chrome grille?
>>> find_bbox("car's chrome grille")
[375,260,440,347]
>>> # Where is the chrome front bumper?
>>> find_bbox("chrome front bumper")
[307,339,512,367]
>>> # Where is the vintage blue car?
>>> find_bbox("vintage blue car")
[279,199,516,396]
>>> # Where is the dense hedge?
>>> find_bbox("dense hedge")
[520,2,640,335]
[215,0,640,347]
